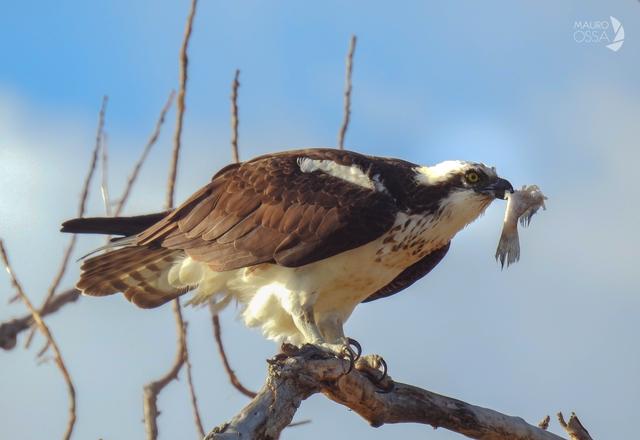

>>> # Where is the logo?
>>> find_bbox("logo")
[573,16,624,52]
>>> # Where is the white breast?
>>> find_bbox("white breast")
[166,203,488,343]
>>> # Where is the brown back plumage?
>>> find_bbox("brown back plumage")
[135,149,402,272]
[66,148,455,308]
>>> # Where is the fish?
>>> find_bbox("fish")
[495,184,547,268]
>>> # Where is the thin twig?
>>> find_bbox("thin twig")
[1,289,80,350]
[23,320,37,348]
[79,95,109,218]
[0,240,77,440]
[166,0,197,211]
[338,35,356,149]
[100,131,111,216]
[185,322,205,438]
[208,72,257,399]
[47,95,107,301]
[210,309,256,398]
[143,300,188,440]
[230,69,240,163]
[114,90,176,216]
[143,2,201,439]
[26,96,107,351]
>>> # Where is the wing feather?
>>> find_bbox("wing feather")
[135,149,402,270]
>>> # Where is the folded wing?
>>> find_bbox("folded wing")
[136,149,400,271]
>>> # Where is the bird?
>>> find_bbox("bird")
[62,148,513,359]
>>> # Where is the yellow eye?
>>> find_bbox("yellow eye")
[466,172,480,184]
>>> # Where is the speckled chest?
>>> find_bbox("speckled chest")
[373,213,445,268]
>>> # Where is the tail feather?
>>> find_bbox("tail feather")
[80,247,174,275]
[61,211,170,236]
[77,246,188,308]
[123,283,192,309]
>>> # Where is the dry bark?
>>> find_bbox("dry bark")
[204,344,570,440]
[558,412,594,440]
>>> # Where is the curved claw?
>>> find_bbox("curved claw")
[353,354,393,393]
[346,337,362,361]
[373,357,395,393]
[340,345,356,374]
[376,357,388,382]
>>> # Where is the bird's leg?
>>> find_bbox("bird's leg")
[290,308,389,388]
[319,315,390,390]
[290,307,360,370]
[318,313,362,359]
[291,304,324,346]
[317,312,345,343]
[316,313,362,370]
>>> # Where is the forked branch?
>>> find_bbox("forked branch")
[143,0,203,438]
[143,300,189,439]
[210,309,256,398]
[166,0,197,210]
[0,288,79,351]
[114,90,175,216]
[206,68,257,400]
[0,241,77,440]
[38,96,107,311]
[23,96,107,353]
[204,344,578,440]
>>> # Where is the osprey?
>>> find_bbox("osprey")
[62,148,513,356]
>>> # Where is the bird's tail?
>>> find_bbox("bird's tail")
[62,211,191,308]
[77,245,189,308]
[60,211,170,236]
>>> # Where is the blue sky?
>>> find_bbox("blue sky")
[1,1,639,439]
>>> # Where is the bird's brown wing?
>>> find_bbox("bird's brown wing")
[362,242,450,303]
[137,149,399,271]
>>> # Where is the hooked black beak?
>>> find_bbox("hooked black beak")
[483,178,514,200]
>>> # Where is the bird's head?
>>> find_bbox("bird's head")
[413,160,514,226]
[415,160,513,200]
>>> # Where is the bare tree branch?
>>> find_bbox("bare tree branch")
[22,96,107,351]
[204,344,571,440]
[143,305,204,439]
[206,69,257,400]
[230,69,240,163]
[143,1,202,438]
[114,90,176,217]
[558,412,594,440]
[143,300,188,439]
[1,289,80,350]
[166,0,197,210]
[210,306,256,398]
[185,324,206,438]
[44,95,107,307]
[338,35,356,150]
[4,91,174,352]
[100,131,111,216]
[80,96,109,218]
[0,241,77,440]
